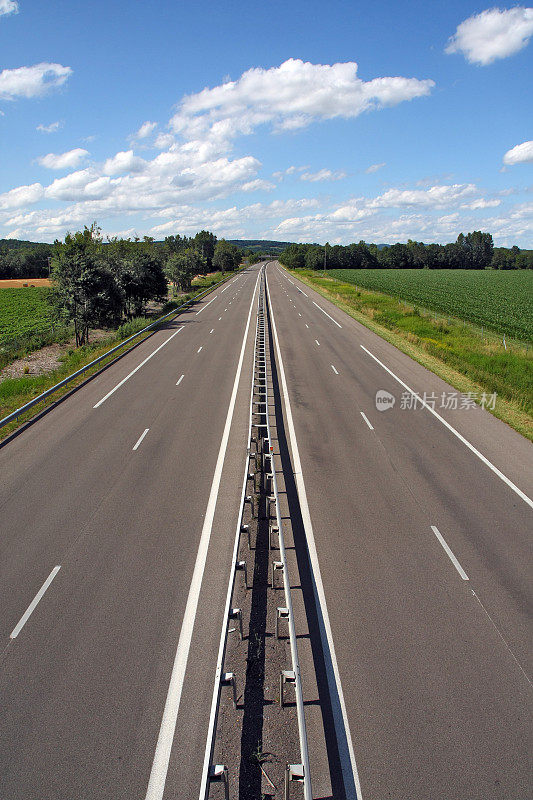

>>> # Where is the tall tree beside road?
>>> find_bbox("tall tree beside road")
[51,224,122,346]
[194,230,217,269]
[165,247,204,293]
[212,239,241,271]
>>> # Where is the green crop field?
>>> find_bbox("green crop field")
[327,269,533,341]
[0,287,57,342]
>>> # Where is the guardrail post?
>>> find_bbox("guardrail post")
[271,560,283,588]
[229,608,243,640]
[284,764,305,800]
[208,764,229,800]
[276,607,289,639]
[236,559,247,590]
[280,669,296,707]
[221,672,237,710]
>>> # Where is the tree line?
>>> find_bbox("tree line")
[47,224,246,347]
[280,232,533,270]
[0,232,262,281]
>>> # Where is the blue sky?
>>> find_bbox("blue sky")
[0,0,532,246]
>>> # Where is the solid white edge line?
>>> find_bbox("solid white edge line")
[265,267,362,800]
[360,344,533,510]
[331,365,339,375]
[133,428,150,450]
[195,295,217,315]
[312,301,343,328]
[220,285,229,293]
[431,526,469,581]
[176,375,184,386]
[144,270,260,800]
[297,287,309,297]
[360,412,374,431]
[10,566,61,639]
[93,326,184,408]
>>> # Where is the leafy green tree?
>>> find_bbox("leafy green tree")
[51,224,122,345]
[212,239,241,272]
[165,247,204,292]
[194,230,217,269]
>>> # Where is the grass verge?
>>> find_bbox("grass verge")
[293,269,533,441]
[0,269,243,442]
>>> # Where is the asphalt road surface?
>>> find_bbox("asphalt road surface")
[0,260,531,799]
[0,268,261,800]
[266,261,532,800]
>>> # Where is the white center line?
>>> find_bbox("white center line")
[360,345,533,510]
[144,271,260,800]
[197,346,203,353]
[315,339,320,346]
[312,301,343,328]
[331,364,339,374]
[431,526,469,580]
[209,329,214,334]
[10,566,61,639]
[176,374,184,386]
[93,326,184,408]
[133,428,150,450]
[195,295,217,315]
[360,412,374,430]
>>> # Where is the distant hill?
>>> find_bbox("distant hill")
[228,239,293,255]
[0,238,53,253]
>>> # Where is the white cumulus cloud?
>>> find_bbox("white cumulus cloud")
[37,148,89,169]
[300,168,346,182]
[0,0,18,17]
[170,58,434,144]
[446,7,533,65]
[371,184,478,208]
[103,150,147,175]
[365,162,386,174]
[0,63,72,100]
[130,120,157,141]
[503,140,533,165]
[37,120,62,133]
[0,183,44,210]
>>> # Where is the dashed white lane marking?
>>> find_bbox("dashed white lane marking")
[144,271,260,800]
[195,295,217,315]
[218,317,222,321]
[312,301,343,328]
[360,412,374,431]
[133,428,150,450]
[10,566,61,639]
[197,346,203,353]
[224,308,227,312]
[176,374,184,386]
[431,526,469,580]
[305,324,309,328]
[315,339,320,346]
[360,345,533,510]
[331,365,339,374]
[209,329,214,334]
[93,326,184,408]
[298,313,302,317]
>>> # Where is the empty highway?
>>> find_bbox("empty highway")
[0,261,531,799]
